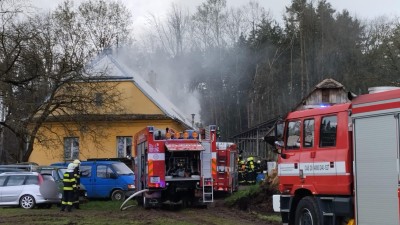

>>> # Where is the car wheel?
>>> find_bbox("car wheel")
[111,190,125,201]
[20,195,36,209]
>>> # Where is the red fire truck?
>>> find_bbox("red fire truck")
[214,142,239,193]
[270,87,400,225]
[133,125,216,208]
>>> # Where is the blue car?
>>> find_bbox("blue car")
[51,160,135,200]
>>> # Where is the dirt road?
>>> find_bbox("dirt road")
[0,200,281,225]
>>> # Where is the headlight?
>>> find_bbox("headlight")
[128,184,135,189]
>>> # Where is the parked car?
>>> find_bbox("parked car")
[37,166,88,203]
[0,164,39,173]
[0,172,60,209]
[51,160,135,200]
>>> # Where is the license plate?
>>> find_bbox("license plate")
[150,176,160,183]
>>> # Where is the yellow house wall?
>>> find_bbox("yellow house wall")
[29,120,186,165]
[29,80,188,165]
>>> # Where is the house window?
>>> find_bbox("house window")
[95,93,103,106]
[64,137,79,160]
[117,136,132,158]
[322,89,330,103]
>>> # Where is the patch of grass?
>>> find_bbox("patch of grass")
[224,184,261,206]
[84,199,133,210]
[254,212,281,223]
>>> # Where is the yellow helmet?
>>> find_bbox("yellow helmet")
[247,157,254,161]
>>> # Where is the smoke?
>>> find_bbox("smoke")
[115,47,202,125]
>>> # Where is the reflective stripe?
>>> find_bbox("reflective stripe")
[148,160,153,176]
[212,158,217,175]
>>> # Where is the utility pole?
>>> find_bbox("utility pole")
[191,114,195,128]
[0,95,4,164]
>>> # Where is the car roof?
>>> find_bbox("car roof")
[0,172,40,175]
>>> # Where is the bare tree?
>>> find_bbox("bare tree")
[0,0,132,162]
[146,3,190,58]
[78,0,133,52]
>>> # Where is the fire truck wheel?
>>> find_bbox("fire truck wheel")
[294,196,322,225]
[111,190,125,201]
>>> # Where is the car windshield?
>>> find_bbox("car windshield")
[111,163,133,175]
[58,168,67,178]
[42,174,55,181]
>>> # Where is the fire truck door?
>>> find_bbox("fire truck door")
[353,114,399,224]
[279,120,301,187]
[299,118,315,187]
[312,116,338,193]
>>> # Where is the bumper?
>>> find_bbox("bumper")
[272,195,281,212]
[125,189,136,197]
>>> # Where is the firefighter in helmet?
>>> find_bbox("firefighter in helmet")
[61,163,77,212]
[245,156,256,184]
[72,159,81,209]
[237,153,246,184]
[238,157,246,184]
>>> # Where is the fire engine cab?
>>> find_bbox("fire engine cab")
[271,87,400,225]
[133,125,216,208]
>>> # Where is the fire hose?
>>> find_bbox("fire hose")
[120,189,149,211]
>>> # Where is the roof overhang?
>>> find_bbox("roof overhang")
[165,142,204,151]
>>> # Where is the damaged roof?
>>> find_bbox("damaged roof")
[87,53,193,128]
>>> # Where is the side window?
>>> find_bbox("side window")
[80,165,92,178]
[97,165,114,178]
[64,137,79,160]
[6,175,25,186]
[320,115,338,147]
[303,119,315,148]
[0,176,6,186]
[286,121,301,149]
[25,175,39,185]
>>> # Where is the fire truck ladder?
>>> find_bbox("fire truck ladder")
[202,177,214,203]
[200,143,214,203]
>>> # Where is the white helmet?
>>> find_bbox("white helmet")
[73,159,81,165]
[67,163,75,171]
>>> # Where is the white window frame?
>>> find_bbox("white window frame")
[116,136,132,158]
[64,137,79,160]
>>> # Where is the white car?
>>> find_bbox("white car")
[0,172,60,209]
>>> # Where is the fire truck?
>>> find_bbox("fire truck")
[133,125,216,208]
[214,142,239,193]
[270,87,400,225]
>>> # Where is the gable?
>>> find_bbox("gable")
[88,54,192,128]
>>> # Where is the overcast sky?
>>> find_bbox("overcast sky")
[34,0,400,31]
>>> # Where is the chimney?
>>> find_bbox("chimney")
[147,70,157,90]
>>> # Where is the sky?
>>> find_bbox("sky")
[30,0,400,122]
[34,0,400,31]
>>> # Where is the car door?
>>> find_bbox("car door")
[92,164,117,198]
[0,176,7,203]
[2,175,25,203]
[79,165,93,197]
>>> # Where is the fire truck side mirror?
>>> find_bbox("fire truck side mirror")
[274,140,284,149]
[274,140,288,159]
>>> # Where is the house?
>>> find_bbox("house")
[293,78,349,111]
[28,53,193,165]
[232,78,349,159]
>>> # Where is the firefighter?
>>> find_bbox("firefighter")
[60,163,77,212]
[245,156,256,184]
[72,159,81,209]
[238,159,246,184]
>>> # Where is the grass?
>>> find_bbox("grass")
[224,184,261,206]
